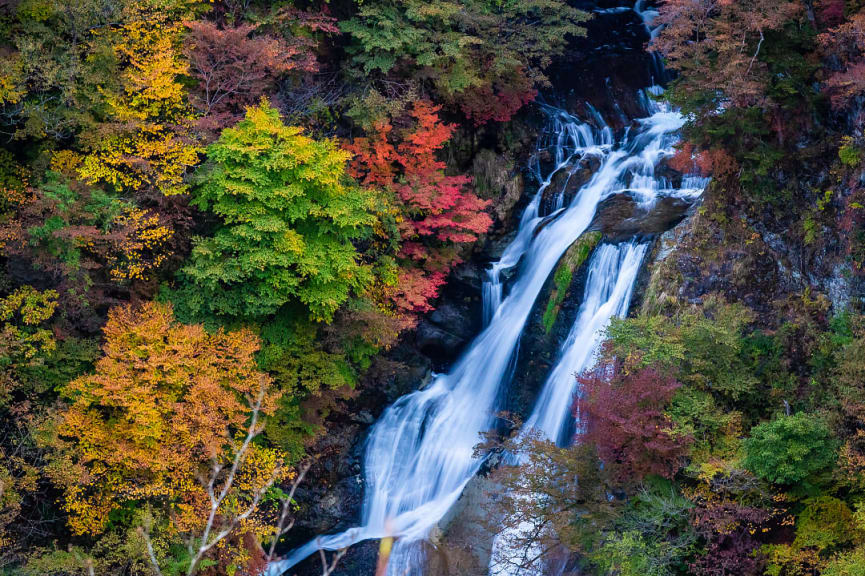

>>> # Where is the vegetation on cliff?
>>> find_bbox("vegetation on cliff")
[0,0,586,573]
[490,2,865,576]
[6,0,865,574]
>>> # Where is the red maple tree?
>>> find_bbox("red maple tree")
[459,68,538,126]
[347,101,493,316]
[578,363,691,482]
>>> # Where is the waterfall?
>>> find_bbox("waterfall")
[267,105,614,576]
[267,90,704,576]
[488,242,647,576]
[482,109,611,326]
[523,242,648,446]
[487,95,709,576]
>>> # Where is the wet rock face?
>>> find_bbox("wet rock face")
[590,194,697,241]
[634,206,803,322]
[432,474,499,576]
[542,156,602,213]
[416,303,476,361]
[504,241,594,419]
[547,1,658,126]
[414,264,485,367]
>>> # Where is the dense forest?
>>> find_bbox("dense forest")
[2,0,865,575]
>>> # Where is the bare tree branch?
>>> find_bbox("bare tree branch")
[138,528,164,576]
[745,28,765,78]
[266,462,311,562]
[186,377,277,576]
[318,546,347,576]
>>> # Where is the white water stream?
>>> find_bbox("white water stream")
[522,241,648,446]
[268,90,706,575]
[487,93,709,576]
[487,241,648,576]
[482,107,612,326]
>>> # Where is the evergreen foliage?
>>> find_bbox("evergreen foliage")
[744,413,837,485]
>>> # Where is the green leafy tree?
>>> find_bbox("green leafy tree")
[793,496,855,552]
[605,296,760,402]
[592,482,695,576]
[595,531,663,576]
[179,101,380,322]
[824,547,865,576]
[744,413,837,485]
[340,0,588,123]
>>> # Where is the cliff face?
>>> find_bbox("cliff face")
[281,4,697,574]
[284,2,865,575]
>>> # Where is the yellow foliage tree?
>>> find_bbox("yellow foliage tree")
[47,302,287,572]
[78,7,201,196]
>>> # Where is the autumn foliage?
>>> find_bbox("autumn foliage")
[77,10,201,197]
[347,101,492,315]
[578,363,691,483]
[48,302,285,555]
[818,11,865,108]
[340,0,587,124]
[459,67,539,126]
[185,13,338,133]
[16,0,865,573]
[653,0,804,109]
[2,173,173,288]
[0,0,592,572]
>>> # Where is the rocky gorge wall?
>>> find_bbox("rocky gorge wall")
[280,4,703,574]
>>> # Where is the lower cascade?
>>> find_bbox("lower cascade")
[268,89,707,576]
[488,241,648,576]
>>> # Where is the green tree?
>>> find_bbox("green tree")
[793,496,855,552]
[593,482,695,576]
[179,101,380,322]
[744,413,837,485]
[340,0,588,123]
[823,548,865,576]
[605,296,760,402]
[595,531,662,576]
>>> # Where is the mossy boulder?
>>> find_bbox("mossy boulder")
[542,231,603,333]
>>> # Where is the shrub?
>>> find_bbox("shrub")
[823,547,865,576]
[743,413,837,485]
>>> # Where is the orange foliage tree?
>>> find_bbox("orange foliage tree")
[46,302,286,571]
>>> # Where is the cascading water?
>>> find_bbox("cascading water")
[485,94,710,576]
[267,108,617,576]
[482,108,612,326]
[481,5,707,571]
[522,241,648,447]
[488,241,648,576]
[268,87,705,575]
